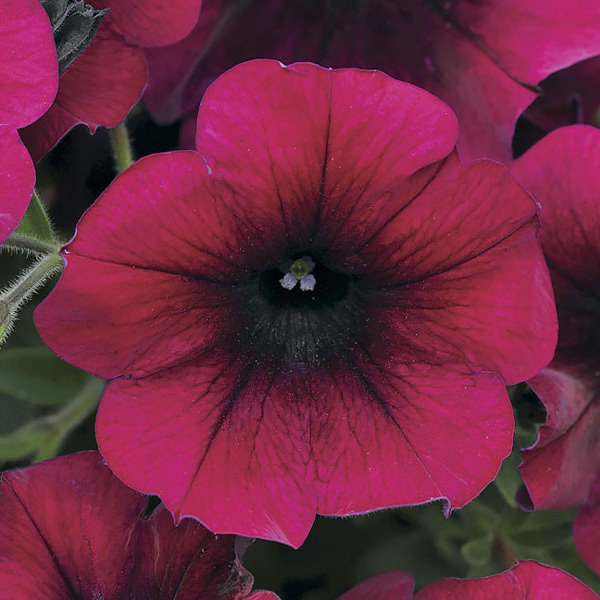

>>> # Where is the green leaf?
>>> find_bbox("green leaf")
[0,347,87,405]
[14,190,55,244]
[493,447,524,508]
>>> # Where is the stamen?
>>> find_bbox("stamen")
[279,256,316,291]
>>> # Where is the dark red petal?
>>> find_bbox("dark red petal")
[511,125,600,509]
[91,0,201,47]
[35,253,238,379]
[131,505,255,600]
[21,24,146,160]
[196,61,457,208]
[0,126,35,243]
[0,452,146,600]
[326,154,556,385]
[96,355,513,547]
[574,502,600,577]
[414,560,599,599]
[0,0,57,128]
[338,571,415,600]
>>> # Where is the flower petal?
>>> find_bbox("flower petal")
[0,0,58,128]
[0,125,36,243]
[0,452,146,599]
[96,355,513,546]
[338,571,415,600]
[20,24,146,161]
[91,0,201,47]
[414,561,599,599]
[511,125,600,509]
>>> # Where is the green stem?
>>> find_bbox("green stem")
[2,232,60,256]
[0,253,64,344]
[35,376,105,461]
[110,122,134,172]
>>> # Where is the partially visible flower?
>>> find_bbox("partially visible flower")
[0,451,273,600]
[20,0,202,162]
[0,0,58,242]
[510,125,600,577]
[415,561,599,599]
[510,126,600,514]
[143,0,600,162]
[36,60,557,547]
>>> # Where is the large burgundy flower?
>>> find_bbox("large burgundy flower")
[36,60,557,547]
[0,0,58,242]
[143,0,600,162]
[20,0,202,162]
[0,451,274,600]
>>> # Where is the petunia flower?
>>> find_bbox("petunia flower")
[20,0,202,162]
[311,562,600,599]
[510,125,600,575]
[510,126,600,513]
[143,0,600,163]
[0,450,276,600]
[36,60,557,547]
[0,0,58,243]
[414,561,600,599]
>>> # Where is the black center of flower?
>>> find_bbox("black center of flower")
[241,254,360,367]
[259,255,350,308]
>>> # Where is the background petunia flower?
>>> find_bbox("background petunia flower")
[36,60,557,547]
[143,0,600,162]
[287,562,600,599]
[0,0,58,243]
[510,125,600,576]
[20,0,202,162]
[510,126,600,513]
[414,560,600,599]
[0,451,272,600]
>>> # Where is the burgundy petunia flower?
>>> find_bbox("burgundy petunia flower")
[0,0,58,242]
[20,0,202,162]
[414,561,600,599]
[0,451,275,600]
[36,60,557,547]
[510,126,600,514]
[319,562,600,599]
[143,0,600,162]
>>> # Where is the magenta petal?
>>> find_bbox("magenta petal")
[92,0,201,46]
[96,358,513,546]
[414,561,599,599]
[0,125,36,243]
[0,452,261,600]
[511,125,600,510]
[0,452,146,599]
[574,502,600,577]
[338,571,415,600]
[0,0,57,128]
[21,25,146,160]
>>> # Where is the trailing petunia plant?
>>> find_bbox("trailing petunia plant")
[1,2,600,598]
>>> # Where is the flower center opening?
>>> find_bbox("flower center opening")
[259,254,350,308]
